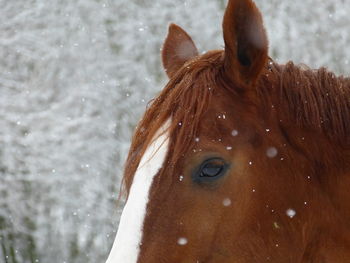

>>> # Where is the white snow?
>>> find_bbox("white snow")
[177,237,188,246]
[286,208,297,218]
[266,147,278,158]
[231,129,239,136]
[222,198,232,207]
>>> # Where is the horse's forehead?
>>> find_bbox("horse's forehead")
[199,93,243,131]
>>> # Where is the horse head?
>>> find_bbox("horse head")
[107,0,350,262]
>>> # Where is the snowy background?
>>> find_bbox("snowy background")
[0,0,349,262]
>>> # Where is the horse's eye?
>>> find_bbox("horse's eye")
[193,158,228,183]
[201,159,224,177]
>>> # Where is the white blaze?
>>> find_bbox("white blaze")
[106,122,170,263]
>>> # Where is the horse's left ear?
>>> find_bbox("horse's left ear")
[223,0,268,85]
[162,24,199,78]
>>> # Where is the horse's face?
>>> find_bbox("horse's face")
[135,72,313,262]
[106,0,350,262]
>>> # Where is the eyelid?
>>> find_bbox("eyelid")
[192,157,229,183]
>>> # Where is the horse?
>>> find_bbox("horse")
[106,0,350,262]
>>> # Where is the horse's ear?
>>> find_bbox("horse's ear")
[223,0,268,85]
[162,24,199,78]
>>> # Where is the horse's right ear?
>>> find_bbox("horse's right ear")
[223,0,268,85]
[162,24,199,79]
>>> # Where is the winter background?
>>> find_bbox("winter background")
[0,0,349,262]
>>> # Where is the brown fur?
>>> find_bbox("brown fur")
[223,0,268,84]
[119,0,350,262]
[162,23,199,78]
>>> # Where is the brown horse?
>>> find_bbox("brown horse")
[106,0,350,262]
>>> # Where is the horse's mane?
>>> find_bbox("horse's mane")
[122,51,350,195]
[258,62,350,145]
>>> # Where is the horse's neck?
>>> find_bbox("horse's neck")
[294,131,350,258]
[275,72,350,236]
[278,123,347,167]
[319,158,350,259]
